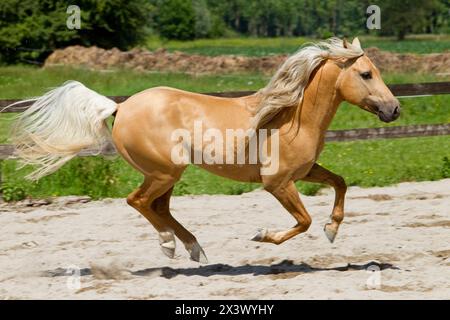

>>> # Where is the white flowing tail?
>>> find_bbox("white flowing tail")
[10,81,118,180]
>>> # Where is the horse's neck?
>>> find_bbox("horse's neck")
[293,61,342,136]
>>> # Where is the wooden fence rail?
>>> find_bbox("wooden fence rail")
[1,81,450,112]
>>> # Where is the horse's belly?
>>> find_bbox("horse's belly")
[196,163,262,183]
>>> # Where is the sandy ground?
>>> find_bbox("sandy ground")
[0,179,449,300]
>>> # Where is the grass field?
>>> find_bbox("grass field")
[0,66,449,200]
[145,34,450,56]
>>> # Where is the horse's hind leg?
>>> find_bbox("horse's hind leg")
[127,177,178,258]
[301,163,347,243]
[127,174,207,263]
[152,187,208,263]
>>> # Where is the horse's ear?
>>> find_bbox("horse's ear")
[343,38,349,49]
[352,37,361,49]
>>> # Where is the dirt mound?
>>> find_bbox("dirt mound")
[44,45,450,75]
[44,46,285,75]
[364,47,450,74]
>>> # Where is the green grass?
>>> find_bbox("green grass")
[145,36,310,56]
[145,34,450,56]
[0,65,267,99]
[0,66,449,200]
[319,137,450,187]
[333,94,450,130]
[362,34,450,54]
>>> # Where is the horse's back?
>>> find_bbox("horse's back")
[115,86,253,132]
[122,86,248,110]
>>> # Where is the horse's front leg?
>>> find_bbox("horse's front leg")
[301,163,347,243]
[252,180,312,245]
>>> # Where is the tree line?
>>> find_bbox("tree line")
[0,0,449,63]
[220,0,448,39]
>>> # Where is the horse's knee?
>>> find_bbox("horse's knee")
[300,215,312,232]
[333,175,347,192]
[127,193,144,210]
[126,194,136,207]
[263,182,282,194]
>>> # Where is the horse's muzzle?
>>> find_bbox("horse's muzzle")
[378,105,401,123]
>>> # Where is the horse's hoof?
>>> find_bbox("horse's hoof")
[324,223,337,243]
[251,228,268,242]
[159,231,176,258]
[187,242,208,264]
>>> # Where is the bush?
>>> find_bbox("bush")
[0,0,152,63]
[193,0,212,38]
[154,0,196,40]
[1,182,26,202]
[151,0,229,40]
[208,14,230,38]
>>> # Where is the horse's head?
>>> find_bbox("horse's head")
[336,38,400,123]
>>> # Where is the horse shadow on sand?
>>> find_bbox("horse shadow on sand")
[42,260,400,280]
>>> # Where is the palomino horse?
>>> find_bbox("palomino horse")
[11,38,400,263]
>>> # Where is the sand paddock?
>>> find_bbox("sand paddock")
[1,179,449,299]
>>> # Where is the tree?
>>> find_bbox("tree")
[380,0,442,40]
[0,0,152,63]
[77,0,153,49]
[153,0,196,40]
[193,0,212,38]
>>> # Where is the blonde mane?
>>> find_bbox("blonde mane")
[252,37,364,129]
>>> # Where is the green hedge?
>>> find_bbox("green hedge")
[0,0,152,63]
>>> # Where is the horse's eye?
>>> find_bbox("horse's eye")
[360,71,372,80]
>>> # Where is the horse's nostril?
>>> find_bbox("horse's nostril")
[393,106,400,115]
